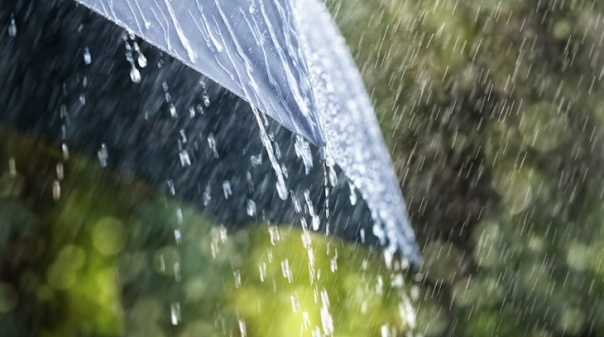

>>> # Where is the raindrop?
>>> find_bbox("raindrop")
[330,255,338,272]
[168,104,177,117]
[8,158,16,176]
[311,214,320,231]
[268,226,281,245]
[276,179,289,200]
[222,180,232,199]
[83,47,92,65]
[59,104,68,119]
[238,319,247,337]
[173,262,181,282]
[381,325,390,337]
[281,259,293,283]
[348,182,357,205]
[179,150,191,167]
[207,133,219,158]
[8,15,16,37]
[61,143,69,160]
[233,270,241,288]
[250,154,262,167]
[56,163,64,180]
[195,103,204,115]
[258,263,267,282]
[97,144,108,167]
[166,180,175,196]
[129,67,141,83]
[137,53,147,68]
[170,302,181,325]
[246,199,256,217]
[203,185,211,206]
[290,294,300,312]
[320,289,334,335]
[326,155,338,186]
[52,180,61,200]
[295,136,313,174]
[176,208,183,224]
[174,229,182,244]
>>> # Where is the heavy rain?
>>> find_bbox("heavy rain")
[1,0,604,337]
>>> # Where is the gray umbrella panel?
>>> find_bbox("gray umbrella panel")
[294,0,420,262]
[74,0,420,262]
[75,0,325,147]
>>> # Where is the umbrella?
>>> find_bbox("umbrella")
[0,0,419,262]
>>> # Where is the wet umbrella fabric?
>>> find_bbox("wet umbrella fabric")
[74,0,325,147]
[0,0,419,262]
[294,0,418,261]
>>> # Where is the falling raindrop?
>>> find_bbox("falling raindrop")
[233,270,241,288]
[195,103,204,115]
[320,289,334,335]
[207,133,219,158]
[276,179,288,200]
[222,180,232,199]
[129,67,141,83]
[52,180,61,200]
[250,154,262,167]
[325,155,337,187]
[294,136,313,174]
[56,163,64,180]
[166,180,176,196]
[179,130,187,143]
[170,302,181,325]
[61,143,69,160]
[203,185,211,206]
[83,47,92,65]
[97,144,108,167]
[179,150,191,167]
[348,182,357,205]
[168,104,177,117]
[174,229,182,245]
[8,157,16,176]
[246,199,256,217]
[137,52,147,68]
[238,319,247,337]
[8,15,16,37]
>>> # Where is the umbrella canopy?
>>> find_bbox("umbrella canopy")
[0,0,419,262]
[294,0,418,262]
[74,0,325,147]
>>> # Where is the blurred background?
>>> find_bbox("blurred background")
[326,0,604,336]
[2,0,604,336]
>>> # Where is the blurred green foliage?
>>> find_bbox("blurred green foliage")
[0,128,413,337]
[326,0,604,336]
